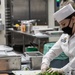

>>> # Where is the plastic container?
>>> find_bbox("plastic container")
[21,24,26,32]
[43,42,54,55]
[26,47,38,52]
[21,21,33,33]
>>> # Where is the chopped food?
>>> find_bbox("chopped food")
[37,71,65,75]
[37,68,65,75]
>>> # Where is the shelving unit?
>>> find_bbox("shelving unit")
[4,0,12,45]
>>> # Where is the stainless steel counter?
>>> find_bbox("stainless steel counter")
[12,70,41,75]
[8,28,49,53]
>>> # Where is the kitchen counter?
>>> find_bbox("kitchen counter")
[12,70,41,75]
[8,28,49,38]
[8,28,49,53]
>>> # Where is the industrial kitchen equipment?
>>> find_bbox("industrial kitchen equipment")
[24,51,43,70]
[0,56,21,71]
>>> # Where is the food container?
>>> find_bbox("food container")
[26,47,38,52]
[25,51,43,70]
[21,21,33,33]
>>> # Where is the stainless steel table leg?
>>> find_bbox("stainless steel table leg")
[23,35,25,53]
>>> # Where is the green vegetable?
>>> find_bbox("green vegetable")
[37,72,64,75]
[37,70,65,75]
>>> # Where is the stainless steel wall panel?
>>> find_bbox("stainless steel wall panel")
[11,0,48,25]
[12,0,29,24]
[30,0,48,25]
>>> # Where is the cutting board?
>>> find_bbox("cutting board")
[12,70,41,75]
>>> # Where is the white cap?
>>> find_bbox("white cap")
[53,4,75,22]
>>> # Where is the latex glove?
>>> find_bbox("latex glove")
[47,68,64,74]
[41,63,48,73]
